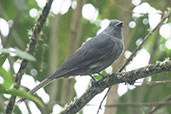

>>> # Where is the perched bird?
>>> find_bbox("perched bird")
[18,19,124,102]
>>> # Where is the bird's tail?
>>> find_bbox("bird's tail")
[18,73,60,103]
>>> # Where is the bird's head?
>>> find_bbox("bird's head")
[109,20,123,28]
[103,20,123,39]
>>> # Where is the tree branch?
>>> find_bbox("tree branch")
[5,0,53,114]
[60,59,171,114]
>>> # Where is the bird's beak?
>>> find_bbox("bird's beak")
[115,21,123,27]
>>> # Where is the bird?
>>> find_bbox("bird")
[18,19,124,102]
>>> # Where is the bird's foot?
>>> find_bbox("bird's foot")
[89,75,97,86]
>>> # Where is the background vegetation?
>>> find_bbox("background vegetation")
[0,0,170,114]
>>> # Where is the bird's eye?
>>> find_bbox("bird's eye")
[109,23,113,26]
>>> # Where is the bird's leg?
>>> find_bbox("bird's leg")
[90,75,98,86]
[89,75,97,81]
[97,72,106,79]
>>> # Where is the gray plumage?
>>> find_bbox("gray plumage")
[18,19,124,102]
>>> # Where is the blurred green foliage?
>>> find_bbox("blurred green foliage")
[0,0,170,114]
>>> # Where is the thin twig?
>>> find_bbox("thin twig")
[87,101,171,107]
[96,88,110,114]
[119,13,170,72]
[147,95,171,114]
[96,9,170,114]
[5,0,53,114]
[135,80,171,86]
[97,80,171,114]
[50,99,171,108]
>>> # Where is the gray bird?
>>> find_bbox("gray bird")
[18,19,124,102]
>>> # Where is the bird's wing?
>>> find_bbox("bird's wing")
[56,34,115,75]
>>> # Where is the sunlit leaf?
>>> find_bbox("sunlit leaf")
[0,54,8,67]
[0,48,36,61]
[0,84,44,107]
[15,48,36,61]
[0,67,13,88]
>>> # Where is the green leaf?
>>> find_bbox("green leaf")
[0,48,36,61]
[0,84,44,107]
[0,67,13,88]
[93,70,108,80]
[15,48,36,61]
[0,54,8,67]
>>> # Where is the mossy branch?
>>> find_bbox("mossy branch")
[60,59,171,114]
